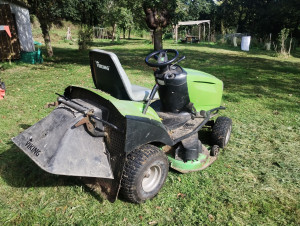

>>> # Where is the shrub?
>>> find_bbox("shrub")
[78,25,93,50]
[164,32,173,40]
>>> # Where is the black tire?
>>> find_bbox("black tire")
[210,145,220,156]
[212,116,232,148]
[120,144,169,203]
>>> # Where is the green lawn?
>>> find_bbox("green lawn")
[0,37,299,225]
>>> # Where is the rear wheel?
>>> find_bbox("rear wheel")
[120,144,169,203]
[212,116,232,148]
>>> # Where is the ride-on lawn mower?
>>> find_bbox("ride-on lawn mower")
[12,49,232,203]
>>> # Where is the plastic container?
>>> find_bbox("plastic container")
[20,41,43,64]
[241,36,251,51]
[20,50,43,64]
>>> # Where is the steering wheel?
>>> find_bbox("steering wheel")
[145,49,179,67]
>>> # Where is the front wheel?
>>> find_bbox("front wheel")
[211,116,232,148]
[120,144,169,203]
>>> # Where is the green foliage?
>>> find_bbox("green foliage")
[77,25,93,50]
[279,28,290,53]
[63,0,108,26]
[27,0,63,25]
[215,0,300,41]
[118,7,134,33]
[271,28,297,57]
[164,32,173,40]
[176,0,215,22]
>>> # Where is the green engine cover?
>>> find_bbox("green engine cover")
[185,68,223,111]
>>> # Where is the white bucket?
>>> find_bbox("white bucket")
[241,36,251,51]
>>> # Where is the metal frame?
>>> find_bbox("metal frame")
[175,20,211,42]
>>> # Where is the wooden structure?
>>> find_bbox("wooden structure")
[0,4,20,61]
[0,1,34,61]
[175,20,211,43]
[94,27,109,39]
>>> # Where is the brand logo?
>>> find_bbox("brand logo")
[25,141,41,156]
[95,61,110,71]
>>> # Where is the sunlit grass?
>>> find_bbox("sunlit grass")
[0,35,299,225]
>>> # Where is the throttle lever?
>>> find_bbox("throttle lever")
[171,56,186,66]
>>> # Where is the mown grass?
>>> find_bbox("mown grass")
[0,35,299,225]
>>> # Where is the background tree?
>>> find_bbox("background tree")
[27,0,64,57]
[103,0,123,43]
[142,0,177,50]
[63,0,108,49]
[118,0,145,39]
[118,8,134,39]
[215,0,300,41]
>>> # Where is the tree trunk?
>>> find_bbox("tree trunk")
[112,23,116,43]
[220,19,225,35]
[40,21,53,57]
[153,28,163,51]
[128,28,131,39]
[123,27,126,39]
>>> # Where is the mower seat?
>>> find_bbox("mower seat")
[89,49,159,101]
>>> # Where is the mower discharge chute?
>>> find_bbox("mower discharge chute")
[12,49,232,203]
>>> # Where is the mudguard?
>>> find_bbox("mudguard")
[12,86,172,202]
[12,103,114,179]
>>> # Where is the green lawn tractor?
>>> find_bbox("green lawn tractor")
[12,49,232,203]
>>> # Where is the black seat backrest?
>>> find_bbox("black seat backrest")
[89,49,131,100]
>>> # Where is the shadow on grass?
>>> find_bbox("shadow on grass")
[0,141,104,203]
[0,142,76,188]
[291,50,300,58]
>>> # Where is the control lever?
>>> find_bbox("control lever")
[143,84,159,114]
[171,56,186,67]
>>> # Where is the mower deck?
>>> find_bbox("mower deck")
[167,145,217,173]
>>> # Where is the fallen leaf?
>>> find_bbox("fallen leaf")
[155,206,161,209]
[139,215,143,220]
[178,177,181,182]
[168,208,172,212]
[123,218,127,222]
[208,214,214,222]
[177,193,186,199]
[148,221,157,225]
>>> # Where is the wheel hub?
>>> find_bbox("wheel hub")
[142,165,162,192]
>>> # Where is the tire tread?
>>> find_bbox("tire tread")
[120,144,168,203]
[212,116,232,148]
